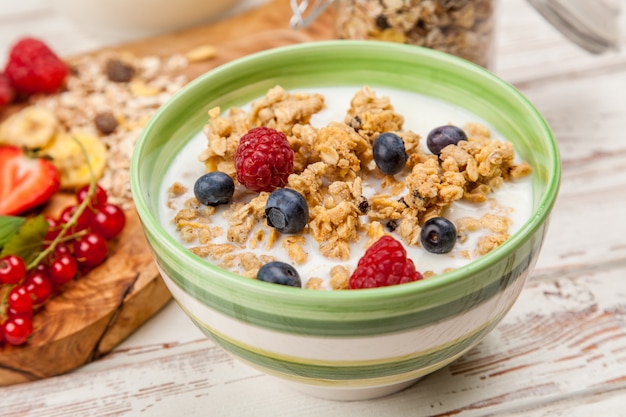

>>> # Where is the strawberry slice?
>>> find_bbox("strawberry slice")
[0,145,60,215]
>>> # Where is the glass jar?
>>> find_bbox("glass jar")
[333,0,497,68]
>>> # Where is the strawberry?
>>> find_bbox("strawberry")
[0,73,14,110]
[4,37,69,96]
[0,145,60,215]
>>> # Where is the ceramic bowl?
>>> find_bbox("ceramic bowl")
[130,41,560,401]
[49,0,247,42]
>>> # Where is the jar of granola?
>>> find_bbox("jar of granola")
[335,0,497,68]
[289,0,497,69]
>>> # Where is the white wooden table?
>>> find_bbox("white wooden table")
[2,0,626,416]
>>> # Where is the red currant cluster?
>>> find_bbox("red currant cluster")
[0,184,126,346]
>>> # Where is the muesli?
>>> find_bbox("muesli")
[163,85,532,290]
[335,0,496,67]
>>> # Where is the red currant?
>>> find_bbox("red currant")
[76,184,108,209]
[59,205,92,232]
[0,254,26,285]
[24,271,53,305]
[3,317,33,346]
[48,253,78,286]
[90,203,126,240]
[7,306,33,320]
[74,233,108,268]
[54,243,72,256]
[44,216,62,242]
[8,285,33,314]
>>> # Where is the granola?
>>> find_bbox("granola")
[29,50,190,208]
[334,0,496,68]
[165,86,532,289]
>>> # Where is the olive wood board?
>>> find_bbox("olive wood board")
[0,0,334,386]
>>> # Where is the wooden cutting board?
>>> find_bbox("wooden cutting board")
[0,0,334,386]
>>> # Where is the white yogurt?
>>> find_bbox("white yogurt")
[159,87,533,287]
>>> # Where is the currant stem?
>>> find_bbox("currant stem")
[0,285,11,322]
[26,137,97,271]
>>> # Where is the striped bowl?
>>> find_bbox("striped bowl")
[130,41,560,400]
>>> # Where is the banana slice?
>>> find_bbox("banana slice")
[0,106,58,149]
[43,130,108,189]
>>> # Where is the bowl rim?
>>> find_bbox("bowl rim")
[131,40,561,303]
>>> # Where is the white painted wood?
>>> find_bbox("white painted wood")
[2,0,626,415]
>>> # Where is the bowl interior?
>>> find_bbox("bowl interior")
[131,40,560,306]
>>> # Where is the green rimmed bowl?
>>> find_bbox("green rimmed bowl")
[130,41,560,401]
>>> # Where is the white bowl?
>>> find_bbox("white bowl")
[131,41,560,401]
[50,0,248,42]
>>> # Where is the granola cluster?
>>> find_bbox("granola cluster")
[167,86,532,288]
[335,0,496,67]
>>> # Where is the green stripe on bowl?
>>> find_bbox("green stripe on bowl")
[183,305,504,385]
[159,231,541,337]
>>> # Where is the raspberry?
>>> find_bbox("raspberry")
[234,126,294,192]
[349,235,423,289]
[4,37,69,96]
[0,73,14,109]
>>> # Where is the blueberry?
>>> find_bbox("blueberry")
[426,125,468,155]
[257,261,302,287]
[265,188,309,234]
[193,171,235,206]
[420,217,457,254]
[372,132,408,175]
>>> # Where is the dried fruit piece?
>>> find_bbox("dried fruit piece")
[4,37,69,95]
[0,145,61,215]
[43,131,108,189]
[105,58,135,83]
[185,44,217,62]
[0,106,58,149]
[94,112,118,135]
[349,235,423,289]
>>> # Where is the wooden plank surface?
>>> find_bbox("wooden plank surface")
[2,0,626,415]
